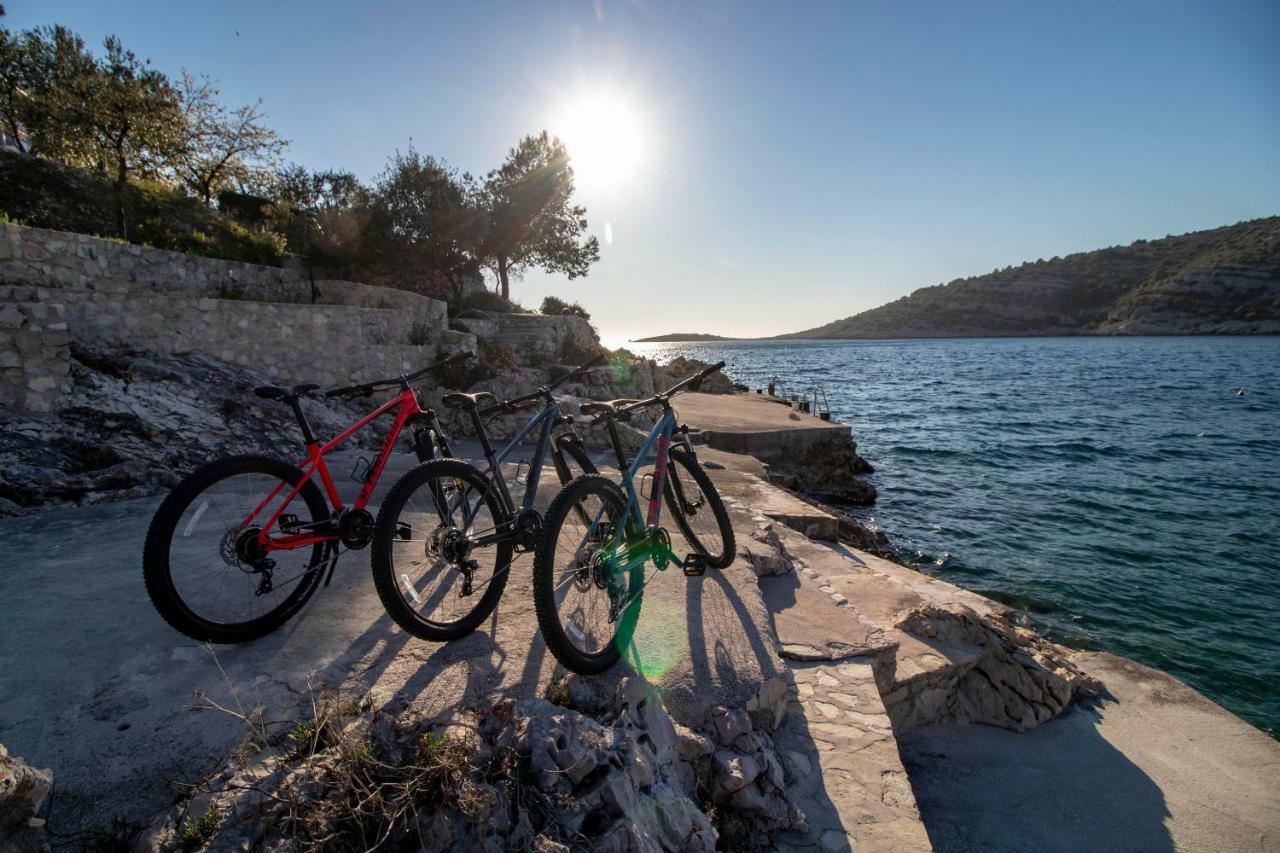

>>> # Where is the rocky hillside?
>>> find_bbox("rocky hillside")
[783,217,1280,338]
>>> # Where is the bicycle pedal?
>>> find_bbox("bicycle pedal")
[278,514,302,534]
[394,521,412,541]
[681,553,706,577]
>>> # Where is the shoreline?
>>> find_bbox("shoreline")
[644,342,1279,739]
[2,410,1277,849]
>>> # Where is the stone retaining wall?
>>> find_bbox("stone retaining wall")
[0,297,71,412]
[54,289,457,388]
[0,222,305,300]
[454,311,597,361]
[0,222,600,412]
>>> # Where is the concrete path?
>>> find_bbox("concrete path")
[675,391,854,468]
[0,441,790,839]
[900,652,1280,853]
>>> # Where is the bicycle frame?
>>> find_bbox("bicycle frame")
[455,394,589,550]
[580,406,686,574]
[477,401,564,519]
[242,386,434,553]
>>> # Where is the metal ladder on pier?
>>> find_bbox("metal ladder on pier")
[759,376,834,421]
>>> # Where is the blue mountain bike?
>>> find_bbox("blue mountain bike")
[531,362,736,674]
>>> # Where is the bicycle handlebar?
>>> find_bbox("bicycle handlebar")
[324,350,474,399]
[619,360,726,414]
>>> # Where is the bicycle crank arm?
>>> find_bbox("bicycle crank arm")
[322,541,342,587]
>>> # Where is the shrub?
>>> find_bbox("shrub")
[556,336,605,368]
[0,150,286,266]
[451,290,524,317]
[540,295,591,320]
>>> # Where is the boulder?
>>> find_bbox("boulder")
[738,521,796,576]
[0,744,52,853]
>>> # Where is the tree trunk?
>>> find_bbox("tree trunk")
[114,159,129,238]
[497,255,510,300]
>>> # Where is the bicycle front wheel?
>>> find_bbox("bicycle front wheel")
[664,448,736,568]
[371,458,514,641]
[533,475,643,674]
[143,455,330,643]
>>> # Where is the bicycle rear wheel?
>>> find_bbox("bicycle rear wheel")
[143,455,330,643]
[371,458,514,641]
[533,475,644,674]
[664,448,736,568]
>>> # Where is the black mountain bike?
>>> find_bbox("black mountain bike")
[369,357,605,641]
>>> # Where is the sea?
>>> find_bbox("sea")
[621,336,1280,736]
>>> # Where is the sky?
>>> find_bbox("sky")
[9,0,1280,341]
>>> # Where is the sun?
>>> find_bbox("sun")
[553,89,646,192]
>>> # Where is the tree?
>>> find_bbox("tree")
[74,36,183,235]
[272,164,366,214]
[0,25,97,158]
[363,146,476,295]
[172,71,288,205]
[475,131,599,300]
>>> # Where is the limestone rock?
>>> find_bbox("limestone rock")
[136,689,718,853]
[738,521,796,576]
[0,744,52,853]
[890,602,1099,731]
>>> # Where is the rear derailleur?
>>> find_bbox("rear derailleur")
[231,526,278,595]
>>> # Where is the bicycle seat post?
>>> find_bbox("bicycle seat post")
[468,404,496,462]
[289,396,317,446]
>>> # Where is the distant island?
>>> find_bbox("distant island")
[780,217,1280,339]
[632,332,734,342]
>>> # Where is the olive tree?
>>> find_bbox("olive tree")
[474,131,599,299]
[172,71,288,205]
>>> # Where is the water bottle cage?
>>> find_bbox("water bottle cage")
[351,456,373,484]
[639,472,655,501]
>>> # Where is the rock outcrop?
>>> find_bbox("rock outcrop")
[884,602,1099,732]
[0,744,52,853]
[131,677,812,852]
[0,342,382,514]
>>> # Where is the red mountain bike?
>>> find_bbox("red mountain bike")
[142,352,476,643]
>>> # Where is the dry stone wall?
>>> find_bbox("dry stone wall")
[0,293,71,412]
[0,222,610,413]
[454,311,597,361]
[0,223,480,409]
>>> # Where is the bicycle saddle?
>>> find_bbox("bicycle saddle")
[580,399,641,418]
[441,391,497,409]
[254,383,320,402]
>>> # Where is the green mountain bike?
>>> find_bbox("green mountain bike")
[531,361,736,674]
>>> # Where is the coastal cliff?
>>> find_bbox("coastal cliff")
[782,216,1280,339]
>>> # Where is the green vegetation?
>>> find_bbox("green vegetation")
[0,151,287,264]
[0,20,599,308]
[540,294,591,319]
[782,217,1280,338]
[178,806,219,850]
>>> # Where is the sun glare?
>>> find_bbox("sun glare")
[553,90,646,192]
